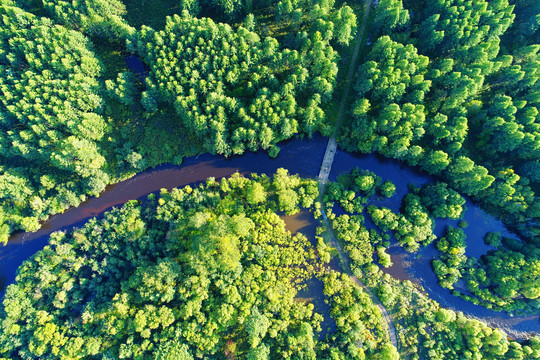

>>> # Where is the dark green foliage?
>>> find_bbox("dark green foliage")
[379,273,540,360]
[458,239,540,312]
[431,227,540,312]
[415,0,514,57]
[433,227,467,289]
[345,35,430,159]
[105,71,139,106]
[1,0,540,356]
[372,0,409,37]
[336,167,388,198]
[324,168,433,255]
[368,193,435,252]
[331,6,358,46]
[42,0,134,37]
[0,0,358,243]
[325,169,540,359]
[484,231,502,247]
[418,182,466,219]
[340,0,540,313]
[0,0,111,242]
[323,168,397,215]
[341,0,540,231]
[505,0,540,46]
[131,10,341,156]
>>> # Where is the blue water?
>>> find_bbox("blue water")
[0,137,537,337]
[125,54,149,79]
[328,150,539,338]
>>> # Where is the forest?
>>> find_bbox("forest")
[2,170,539,359]
[0,0,356,242]
[339,0,540,314]
[0,0,539,358]
[321,167,540,359]
[0,171,397,359]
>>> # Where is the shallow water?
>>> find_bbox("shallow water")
[282,210,338,337]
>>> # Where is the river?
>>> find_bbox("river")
[0,135,538,338]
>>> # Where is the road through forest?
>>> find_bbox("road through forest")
[317,0,401,350]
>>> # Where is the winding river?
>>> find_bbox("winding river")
[0,134,539,338]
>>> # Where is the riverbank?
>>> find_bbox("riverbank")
[1,138,538,338]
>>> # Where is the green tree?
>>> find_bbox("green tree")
[246,308,270,348]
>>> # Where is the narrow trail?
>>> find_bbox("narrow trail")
[318,0,370,184]
[317,0,401,350]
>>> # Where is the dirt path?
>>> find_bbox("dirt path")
[321,218,400,349]
[317,0,401,351]
[318,0,371,184]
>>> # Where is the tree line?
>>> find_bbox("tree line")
[0,0,358,243]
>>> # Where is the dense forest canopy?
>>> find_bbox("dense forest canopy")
[338,0,540,312]
[341,0,540,229]
[0,0,110,242]
[0,0,540,358]
[2,170,539,359]
[0,171,396,359]
[323,167,540,359]
[0,0,355,241]
[131,11,338,156]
